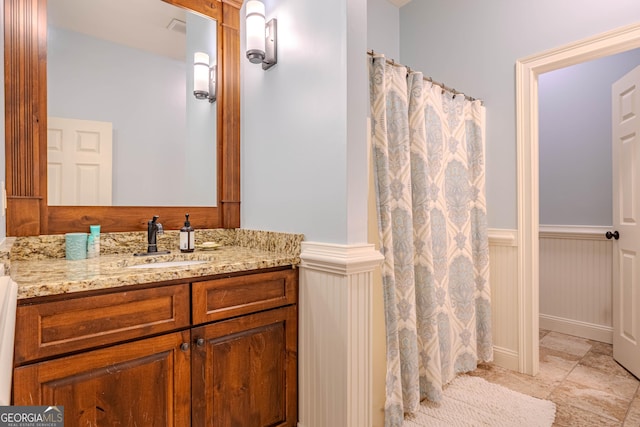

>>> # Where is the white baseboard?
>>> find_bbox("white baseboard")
[492,346,519,371]
[540,314,612,344]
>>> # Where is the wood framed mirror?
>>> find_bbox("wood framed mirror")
[4,0,242,236]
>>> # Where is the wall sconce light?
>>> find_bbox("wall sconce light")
[193,52,216,103]
[245,0,277,70]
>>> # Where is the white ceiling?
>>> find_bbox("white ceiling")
[49,0,409,60]
[48,0,187,60]
[387,0,412,7]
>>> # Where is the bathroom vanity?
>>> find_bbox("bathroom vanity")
[8,229,302,426]
[2,0,297,422]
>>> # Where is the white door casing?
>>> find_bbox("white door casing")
[612,66,640,378]
[47,117,113,206]
[516,23,640,376]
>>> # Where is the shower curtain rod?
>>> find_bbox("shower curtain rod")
[367,50,483,105]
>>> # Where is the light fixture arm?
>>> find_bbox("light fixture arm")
[262,19,277,70]
[208,65,217,103]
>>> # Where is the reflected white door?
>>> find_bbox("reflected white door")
[612,65,640,379]
[47,117,113,206]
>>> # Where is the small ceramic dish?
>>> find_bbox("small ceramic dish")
[197,241,222,250]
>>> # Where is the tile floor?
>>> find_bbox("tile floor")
[468,330,640,426]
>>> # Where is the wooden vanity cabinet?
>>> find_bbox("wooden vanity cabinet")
[191,268,298,427]
[13,330,192,426]
[192,305,297,426]
[13,267,298,427]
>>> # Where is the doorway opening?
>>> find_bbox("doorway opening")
[538,50,640,346]
[516,22,640,376]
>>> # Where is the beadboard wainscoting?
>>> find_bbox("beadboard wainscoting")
[539,225,613,344]
[488,228,520,370]
[298,242,383,427]
[298,228,611,426]
[299,232,525,427]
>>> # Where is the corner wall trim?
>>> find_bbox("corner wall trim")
[300,242,384,274]
[298,242,382,427]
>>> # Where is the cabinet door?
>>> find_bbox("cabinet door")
[192,306,297,427]
[13,330,191,427]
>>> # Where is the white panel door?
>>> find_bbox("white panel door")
[47,117,113,206]
[612,65,640,378]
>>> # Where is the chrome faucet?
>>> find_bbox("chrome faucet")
[147,215,164,253]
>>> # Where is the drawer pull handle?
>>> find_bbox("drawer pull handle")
[196,338,205,347]
[181,342,190,351]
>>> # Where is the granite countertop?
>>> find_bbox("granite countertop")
[7,229,304,300]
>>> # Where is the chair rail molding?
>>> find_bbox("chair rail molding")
[488,228,518,247]
[539,225,611,240]
[298,242,383,427]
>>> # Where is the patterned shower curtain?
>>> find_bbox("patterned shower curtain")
[369,55,493,426]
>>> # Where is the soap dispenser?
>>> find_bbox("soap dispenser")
[180,213,195,253]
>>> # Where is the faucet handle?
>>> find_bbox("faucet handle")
[151,215,163,234]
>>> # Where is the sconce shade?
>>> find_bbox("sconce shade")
[246,0,266,64]
[194,52,210,99]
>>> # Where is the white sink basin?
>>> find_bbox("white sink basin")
[127,260,208,269]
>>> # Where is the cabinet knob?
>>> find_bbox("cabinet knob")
[196,338,205,347]
[181,342,190,351]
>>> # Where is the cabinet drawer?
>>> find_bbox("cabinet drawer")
[192,268,297,325]
[15,284,190,364]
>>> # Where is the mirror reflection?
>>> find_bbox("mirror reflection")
[47,0,217,207]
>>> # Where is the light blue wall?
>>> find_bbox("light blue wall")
[539,48,640,226]
[346,0,369,244]
[241,0,369,244]
[398,0,640,229]
[48,22,217,207]
[10,1,640,238]
[367,0,400,59]
[48,27,187,205]
[185,15,218,207]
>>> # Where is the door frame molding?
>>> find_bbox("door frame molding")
[516,22,640,375]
